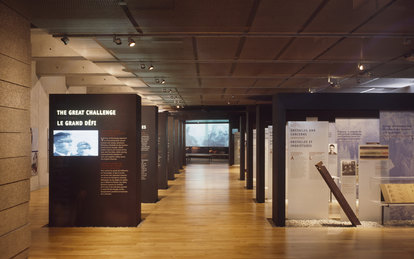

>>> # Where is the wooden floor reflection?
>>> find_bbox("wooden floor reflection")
[29,162,414,258]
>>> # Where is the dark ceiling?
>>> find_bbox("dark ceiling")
[8,0,414,110]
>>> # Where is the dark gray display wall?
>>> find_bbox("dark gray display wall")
[158,112,168,189]
[173,118,180,174]
[167,115,175,180]
[141,106,158,203]
[49,94,141,227]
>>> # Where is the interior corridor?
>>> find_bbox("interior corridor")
[29,163,414,258]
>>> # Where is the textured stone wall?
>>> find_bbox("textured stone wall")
[0,2,31,258]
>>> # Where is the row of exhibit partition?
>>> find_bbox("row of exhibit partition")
[49,94,186,227]
[232,99,414,225]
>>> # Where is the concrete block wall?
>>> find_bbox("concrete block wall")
[0,2,31,258]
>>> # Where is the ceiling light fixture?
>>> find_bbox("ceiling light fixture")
[128,37,135,47]
[161,79,165,84]
[155,78,160,84]
[113,35,122,45]
[140,64,146,69]
[176,105,180,109]
[60,36,69,45]
[148,65,154,70]
[358,63,365,71]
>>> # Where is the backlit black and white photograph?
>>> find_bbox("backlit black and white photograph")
[53,130,99,156]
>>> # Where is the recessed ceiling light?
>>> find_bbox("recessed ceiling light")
[358,63,365,71]
[148,65,154,70]
[140,64,146,69]
[161,79,165,84]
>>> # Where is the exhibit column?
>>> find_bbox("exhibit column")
[158,112,168,189]
[178,119,184,169]
[273,96,286,226]
[167,114,175,180]
[228,117,235,166]
[182,120,187,166]
[240,115,246,180]
[246,107,255,189]
[0,3,31,258]
[141,106,159,203]
[256,105,265,203]
[173,118,180,174]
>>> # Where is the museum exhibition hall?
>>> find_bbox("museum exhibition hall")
[1,0,414,258]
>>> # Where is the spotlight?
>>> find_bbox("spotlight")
[113,35,122,45]
[61,36,69,45]
[358,63,365,71]
[128,37,135,47]
[140,64,146,69]
[155,78,160,84]
[161,79,165,84]
[176,105,180,109]
[148,65,154,71]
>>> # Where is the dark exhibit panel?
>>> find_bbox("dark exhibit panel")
[49,94,141,227]
[246,107,255,189]
[167,115,175,180]
[178,120,183,169]
[240,115,246,180]
[255,105,265,203]
[272,93,414,227]
[182,120,187,166]
[158,112,168,189]
[141,106,158,203]
[173,118,180,174]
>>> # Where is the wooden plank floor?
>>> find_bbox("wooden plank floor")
[29,162,414,258]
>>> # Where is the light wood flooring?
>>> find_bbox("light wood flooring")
[29,162,414,258]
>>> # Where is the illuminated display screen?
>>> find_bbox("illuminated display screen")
[185,123,229,147]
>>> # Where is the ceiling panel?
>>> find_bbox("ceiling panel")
[369,63,414,78]
[251,0,324,32]
[304,0,392,33]
[201,78,256,88]
[223,88,249,95]
[279,78,328,89]
[199,64,232,76]
[318,38,409,61]
[178,88,222,94]
[254,79,285,87]
[356,0,414,33]
[279,37,340,60]
[129,0,255,32]
[197,38,241,60]
[29,0,136,34]
[297,63,356,77]
[239,38,290,60]
[233,63,303,76]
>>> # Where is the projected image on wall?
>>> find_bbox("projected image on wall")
[186,123,229,147]
[53,130,99,156]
